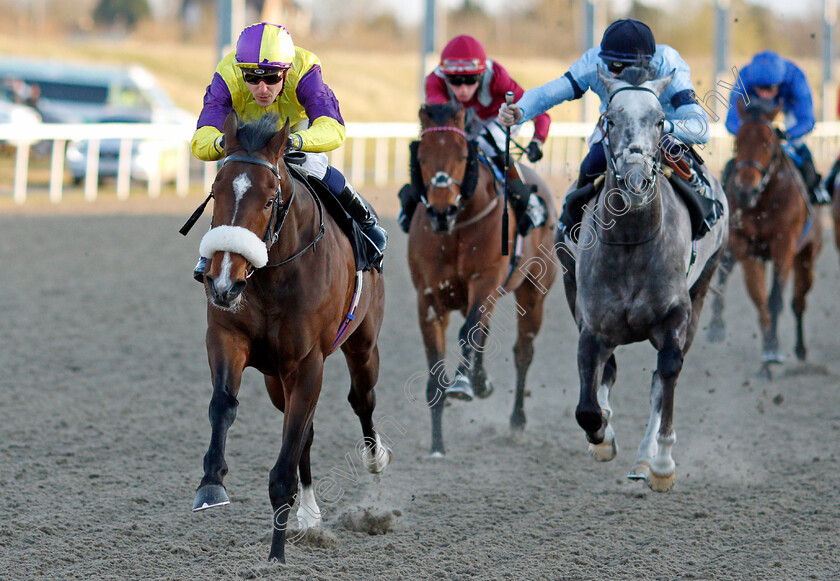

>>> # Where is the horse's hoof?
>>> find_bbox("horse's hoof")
[647,470,676,492]
[707,324,725,343]
[474,378,494,399]
[510,412,526,433]
[363,435,392,474]
[429,450,445,459]
[795,345,807,361]
[761,351,785,364]
[588,439,618,462]
[192,484,230,511]
[588,424,617,462]
[628,460,651,481]
[446,375,474,401]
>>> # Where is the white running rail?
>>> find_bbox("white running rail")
[2,121,840,204]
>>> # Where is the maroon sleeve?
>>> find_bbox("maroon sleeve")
[425,71,450,104]
[490,62,550,141]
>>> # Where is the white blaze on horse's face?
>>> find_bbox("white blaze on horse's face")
[231,172,252,222]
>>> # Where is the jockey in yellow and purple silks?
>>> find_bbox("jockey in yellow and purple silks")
[190,22,387,281]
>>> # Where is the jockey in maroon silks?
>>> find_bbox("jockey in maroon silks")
[398,35,551,236]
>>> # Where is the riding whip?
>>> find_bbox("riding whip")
[501,91,514,256]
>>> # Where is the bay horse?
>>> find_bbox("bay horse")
[190,111,391,562]
[707,101,822,379]
[558,67,728,492]
[407,102,558,456]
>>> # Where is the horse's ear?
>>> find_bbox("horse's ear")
[647,69,676,96]
[419,105,431,128]
[454,107,466,128]
[223,110,241,153]
[266,118,291,165]
[598,65,620,94]
[768,102,783,121]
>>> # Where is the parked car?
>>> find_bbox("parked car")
[64,115,183,184]
[0,57,194,183]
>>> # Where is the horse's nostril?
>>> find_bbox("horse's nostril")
[229,280,247,299]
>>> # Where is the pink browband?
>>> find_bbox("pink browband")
[421,126,467,138]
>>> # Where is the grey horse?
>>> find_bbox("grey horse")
[556,67,729,491]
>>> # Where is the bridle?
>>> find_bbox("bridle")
[418,125,469,215]
[733,120,782,198]
[598,84,665,246]
[180,153,325,276]
[603,85,662,192]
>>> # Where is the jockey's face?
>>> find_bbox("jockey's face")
[244,70,287,107]
[755,84,779,100]
[446,75,480,103]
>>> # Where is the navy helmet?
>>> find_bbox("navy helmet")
[599,19,656,64]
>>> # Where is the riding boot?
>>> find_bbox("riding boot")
[193,221,214,283]
[824,157,840,201]
[558,177,600,238]
[506,178,546,237]
[193,256,207,283]
[336,183,388,267]
[397,183,418,234]
[799,156,830,205]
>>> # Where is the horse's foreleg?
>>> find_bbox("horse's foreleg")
[741,258,773,364]
[629,370,662,482]
[418,296,449,456]
[342,319,393,475]
[791,240,820,361]
[576,329,615,460]
[453,295,497,402]
[707,246,735,343]
[647,307,688,492]
[265,376,321,531]
[193,334,247,512]
[510,279,551,432]
[268,353,323,563]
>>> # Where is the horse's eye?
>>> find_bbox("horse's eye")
[265,199,273,209]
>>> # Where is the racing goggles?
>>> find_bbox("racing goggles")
[242,69,285,85]
[446,74,480,87]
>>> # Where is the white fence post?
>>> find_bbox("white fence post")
[49,139,65,204]
[13,140,30,205]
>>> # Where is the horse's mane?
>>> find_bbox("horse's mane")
[236,113,281,155]
[616,63,657,87]
[744,98,778,120]
[422,101,463,126]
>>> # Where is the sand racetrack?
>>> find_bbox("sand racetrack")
[1,195,839,580]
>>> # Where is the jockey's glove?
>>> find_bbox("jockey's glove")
[526,139,544,163]
[286,133,303,152]
[498,102,522,126]
[774,127,788,141]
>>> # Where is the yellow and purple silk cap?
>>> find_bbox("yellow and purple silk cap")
[235,23,295,71]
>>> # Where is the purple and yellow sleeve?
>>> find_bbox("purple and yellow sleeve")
[191,72,233,161]
[293,65,346,152]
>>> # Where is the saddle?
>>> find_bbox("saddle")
[563,145,721,241]
[285,160,378,272]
